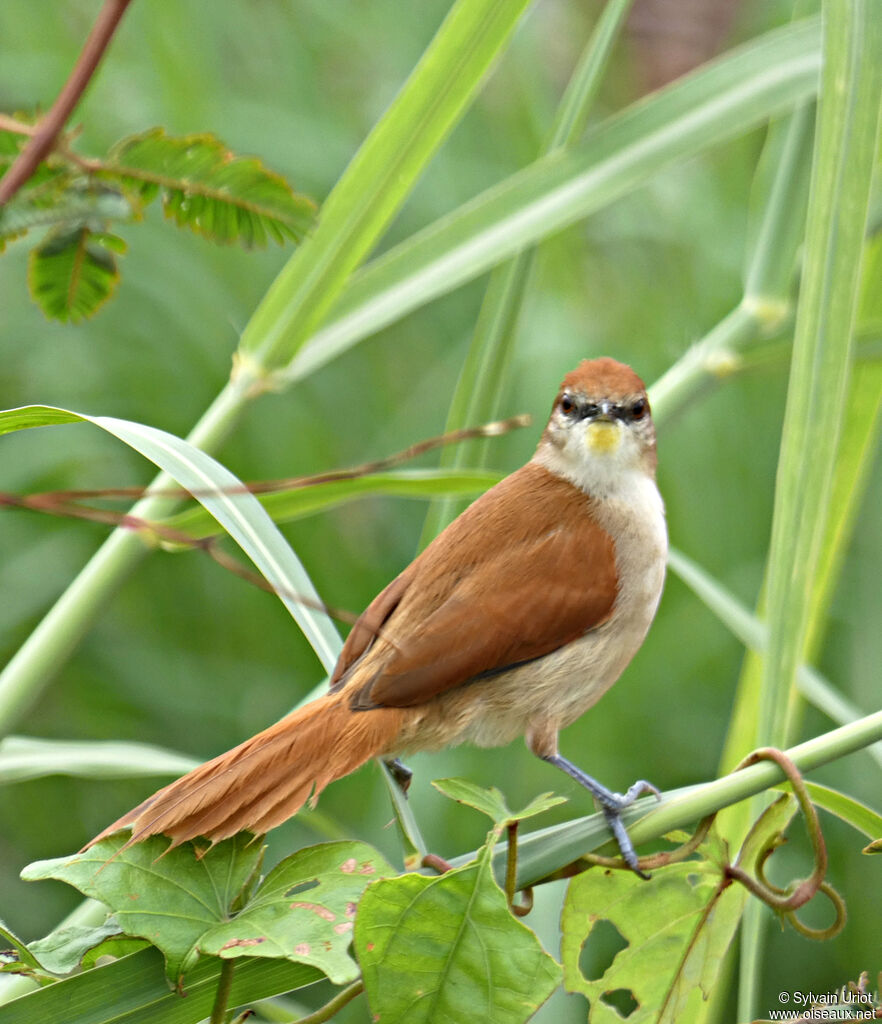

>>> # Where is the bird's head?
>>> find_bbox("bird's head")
[537,358,657,494]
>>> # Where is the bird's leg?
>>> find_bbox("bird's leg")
[542,753,659,878]
[384,757,413,794]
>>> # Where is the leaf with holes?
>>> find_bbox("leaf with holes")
[200,841,394,984]
[561,798,797,1022]
[27,226,125,322]
[103,128,315,247]
[21,832,264,983]
[355,839,560,1024]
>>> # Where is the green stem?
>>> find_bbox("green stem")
[210,959,235,1024]
[292,980,364,1024]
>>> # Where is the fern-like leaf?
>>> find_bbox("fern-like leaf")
[28,226,125,323]
[0,189,131,251]
[102,128,315,247]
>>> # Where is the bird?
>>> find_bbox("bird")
[88,357,668,875]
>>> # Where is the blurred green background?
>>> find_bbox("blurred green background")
[1,1,879,1020]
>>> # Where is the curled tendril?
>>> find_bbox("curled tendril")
[726,747,846,940]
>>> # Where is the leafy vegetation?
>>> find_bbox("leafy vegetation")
[1,1,880,1022]
[0,122,314,321]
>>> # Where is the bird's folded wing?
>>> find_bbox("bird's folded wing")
[348,507,618,709]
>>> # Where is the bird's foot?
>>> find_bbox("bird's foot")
[543,755,661,879]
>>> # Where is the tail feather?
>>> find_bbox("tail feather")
[86,691,404,849]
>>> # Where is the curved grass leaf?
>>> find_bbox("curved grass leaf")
[104,128,314,247]
[0,736,197,784]
[27,227,124,323]
[287,16,822,382]
[356,840,560,1024]
[199,841,393,984]
[0,405,341,678]
[160,467,501,543]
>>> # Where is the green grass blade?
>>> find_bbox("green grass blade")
[743,3,882,1018]
[287,17,821,383]
[759,0,882,750]
[238,0,533,372]
[0,737,197,783]
[420,0,635,546]
[160,468,502,542]
[0,947,322,1024]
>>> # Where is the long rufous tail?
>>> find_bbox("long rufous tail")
[86,691,405,850]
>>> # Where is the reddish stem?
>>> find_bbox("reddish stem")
[0,0,133,207]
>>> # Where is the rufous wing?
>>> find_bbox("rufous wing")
[335,463,619,709]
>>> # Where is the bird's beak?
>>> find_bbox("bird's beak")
[584,402,622,454]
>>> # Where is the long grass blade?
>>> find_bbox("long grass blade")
[287,17,821,383]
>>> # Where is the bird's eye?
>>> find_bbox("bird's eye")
[630,398,648,420]
[560,394,576,415]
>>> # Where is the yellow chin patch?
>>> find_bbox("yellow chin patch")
[584,420,621,454]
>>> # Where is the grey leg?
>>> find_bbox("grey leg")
[541,753,660,879]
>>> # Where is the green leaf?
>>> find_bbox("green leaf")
[0,946,322,1024]
[27,226,123,323]
[356,841,560,1024]
[160,468,502,543]
[0,736,197,784]
[0,189,131,246]
[200,841,394,984]
[28,918,139,976]
[21,833,264,983]
[287,16,822,382]
[561,798,795,1023]
[239,0,534,370]
[432,778,566,826]
[104,128,314,247]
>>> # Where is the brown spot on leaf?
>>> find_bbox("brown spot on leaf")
[340,858,357,873]
[127,893,140,900]
[294,943,310,956]
[359,863,375,874]
[289,901,335,921]
[334,922,353,935]
[366,942,375,952]
[345,902,357,918]
[220,937,266,950]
